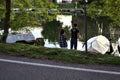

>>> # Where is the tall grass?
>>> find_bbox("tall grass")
[0,43,120,65]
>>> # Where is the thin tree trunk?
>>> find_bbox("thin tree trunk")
[2,0,11,42]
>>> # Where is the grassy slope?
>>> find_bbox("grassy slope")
[0,43,120,65]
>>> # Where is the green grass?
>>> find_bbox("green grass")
[0,43,120,65]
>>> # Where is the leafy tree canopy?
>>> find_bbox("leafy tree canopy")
[87,0,120,26]
[0,0,59,31]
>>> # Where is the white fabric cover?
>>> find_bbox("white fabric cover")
[118,38,120,46]
[83,35,110,54]
[6,33,35,43]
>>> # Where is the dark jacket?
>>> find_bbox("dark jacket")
[71,28,79,39]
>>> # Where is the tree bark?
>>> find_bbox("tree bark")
[2,0,11,42]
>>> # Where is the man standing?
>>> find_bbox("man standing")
[70,24,80,50]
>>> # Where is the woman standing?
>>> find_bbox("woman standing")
[59,28,67,48]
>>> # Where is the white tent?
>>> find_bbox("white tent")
[6,33,35,43]
[117,38,120,56]
[118,38,120,46]
[110,38,120,57]
[56,0,72,3]
[82,35,110,54]
[56,0,62,3]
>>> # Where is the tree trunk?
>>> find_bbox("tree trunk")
[2,0,11,43]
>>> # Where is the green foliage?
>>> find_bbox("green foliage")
[42,20,62,43]
[64,26,71,40]
[41,20,70,43]
[10,10,40,30]
[0,0,59,31]
[58,3,75,9]
[103,0,120,26]
[57,2,83,9]
[0,0,5,29]
[87,0,120,26]
[0,9,5,19]
[0,0,5,7]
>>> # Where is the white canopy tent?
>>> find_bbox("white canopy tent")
[6,33,35,43]
[56,0,72,3]
[82,35,110,54]
[118,38,120,47]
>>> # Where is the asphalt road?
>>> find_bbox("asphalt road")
[0,54,120,80]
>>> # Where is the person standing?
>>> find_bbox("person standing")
[106,38,113,54]
[118,38,120,53]
[59,28,67,48]
[70,24,80,50]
